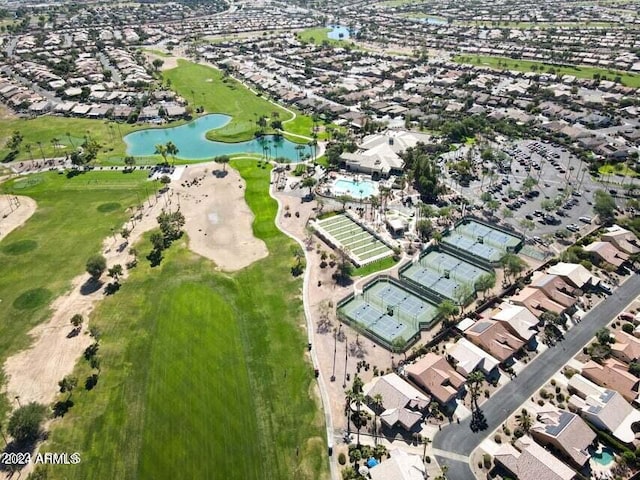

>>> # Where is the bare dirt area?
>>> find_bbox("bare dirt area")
[175,162,268,271]
[3,163,267,408]
[143,51,179,71]
[0,195,37,242]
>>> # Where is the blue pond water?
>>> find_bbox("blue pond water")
[124,114,311,162]
[327,25,353,40]
[421,16,448,25]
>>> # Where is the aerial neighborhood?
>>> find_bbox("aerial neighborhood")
[1,1,640,480]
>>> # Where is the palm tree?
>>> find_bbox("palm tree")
[301,176,317,197]
[515,408,532,433]
[58,375,78,401]
[371,393,384,446]
[66,132,75,149]
[467,370,485,411]
[154,144,168,165]
[350,375,365,446]
[37,141,45,161]
[214,155,230,172]
[166,141,179,166]
[25,143,33,161]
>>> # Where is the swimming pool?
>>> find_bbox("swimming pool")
[592,447,615,466]
[124,114,311,162]
[332,178,378,199]
[327,25,354,40]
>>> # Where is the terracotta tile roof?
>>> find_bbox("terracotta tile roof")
[584,241,629,267]
[494,436,576,480]
[464,319,525,362]
[582,358,640,402]
[405,353,465,404]
[612,330,640,364]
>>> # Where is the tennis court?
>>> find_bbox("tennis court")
[443,219,522,263]
[338,279,439,347]
[400,250,491,303]
[313,213,393,266]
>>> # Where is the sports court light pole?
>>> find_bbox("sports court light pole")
[343,331,348,389]
[331,324,341,382]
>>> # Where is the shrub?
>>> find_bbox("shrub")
[483,453,492,469]
[540,389,549,399]
[623,323,634,334]
[338,452,346,465]
[425,456,431,464]
[513,427,524,439]
[555,386,561,394]
[550,379,556,386]
[503,427,511,436]
[494,434,502,444]
[538,399,545,406]
[8,402,47,444]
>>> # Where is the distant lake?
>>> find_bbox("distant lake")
[327,25,354,40]
[421,16,448,25]
[124,114,311,162]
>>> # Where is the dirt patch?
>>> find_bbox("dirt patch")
[0,195,37,243]
[3,162,268,408]
[143,52,179,71]
[174,163,268,271]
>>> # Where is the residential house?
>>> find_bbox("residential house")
[583,241,629,268]
[611,330,640,364]
[369,448,427,480]
[446,337,500,376]
[581,358,640,402]
[569,374,640,443]
[363,373,430,432]
[464,319,525,363]
[404,353,466,405]
[546,263,599,289]
[493,435,577,480]
[529,273,578,310]
[510,287,566,318]
[489,302,540,341]
[530,406,595,467]
[601,225,640,255]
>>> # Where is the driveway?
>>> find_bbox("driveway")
[433,273,640,480]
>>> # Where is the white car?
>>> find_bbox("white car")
[599,282,613,294]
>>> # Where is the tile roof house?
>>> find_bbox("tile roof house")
[489,302,540,341]
[530,407,595,467]
[363,373,430,431]
[602,225,640,255]
[611,330,640,364]
[464,319,525,363]
[510,287,566,317]
[583,241,629,268]
[493,436,577,480]
[547,263,599,289]
[405,353,466,405]
[569,374,640,443]
[529,273,578,309]
[369,448,426,480]
[581,358,640,402]
[446,338,500,376]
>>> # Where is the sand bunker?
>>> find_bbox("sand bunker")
[0,195,37,243]
[175,163,268,271]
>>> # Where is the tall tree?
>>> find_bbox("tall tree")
[467,370,485,411]
[154,144,168,165]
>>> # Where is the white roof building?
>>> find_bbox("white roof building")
[546,263,599,289]
[446,337,500,376]
[490,302,539,341]
[369,448,426,480]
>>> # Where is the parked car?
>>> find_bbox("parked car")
[579,216,592,223]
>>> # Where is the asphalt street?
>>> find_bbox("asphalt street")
[433,272,640,480]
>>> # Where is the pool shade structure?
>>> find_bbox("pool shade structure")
[312,213,393,267]
[124,114,312,162]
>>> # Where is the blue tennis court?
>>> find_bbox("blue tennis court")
[443,220,522,263]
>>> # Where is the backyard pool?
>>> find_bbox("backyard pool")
[592,447,615,466]
[124,114,311,162]
[331,177,378,199]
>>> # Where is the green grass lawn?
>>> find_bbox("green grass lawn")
[454,55,640,88]
[38,160,328,480]
[352,256,399,277]
[0,170,157,419]
[599,163,638,177]
[163,60,294,143]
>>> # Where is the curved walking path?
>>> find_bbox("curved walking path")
[269,172,338,480]
[433,273,640,480]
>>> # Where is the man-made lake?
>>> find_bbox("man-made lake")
[124,114,312,162]
[327,25,353,40]
[422,16,448,25]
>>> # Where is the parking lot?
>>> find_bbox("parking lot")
[452,139,626,241]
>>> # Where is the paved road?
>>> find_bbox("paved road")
[433,273,640,480]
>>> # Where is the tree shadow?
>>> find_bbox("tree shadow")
[470,408,488,432]
[146,249,163,267]
[214,170,228,178]
[52,399,74,418]
[80,278,102,295]
[85,374,99,391]
[66,327,81,339]
[0,435,41,473]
